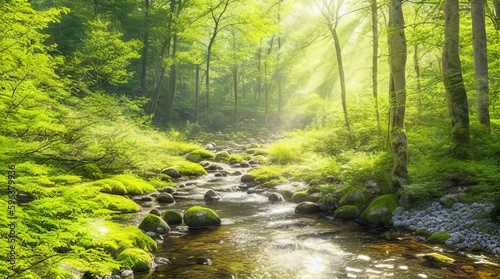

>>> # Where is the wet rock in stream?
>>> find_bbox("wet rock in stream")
[268,192,285,203]
[204,189,222,202]
[196,257,212,265]
[295,201,321,214]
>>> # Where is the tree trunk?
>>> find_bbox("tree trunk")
[195,64,200,122]
[233,66,238,125]
[413,44,422,109]
[443,0,470,146]
[472,0,490,130]
[388,0,408,181]
[256,39,262,106]
[167,34,177,123]
[140,0,149,96]
[331,27,350,131]
[371,0,381,136]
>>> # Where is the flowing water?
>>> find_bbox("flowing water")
[126,164,500,279]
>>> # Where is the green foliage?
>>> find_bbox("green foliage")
[426,232,451,244]
[291,191,309,203]
[97,222,157,256]
[82,163,104,179]
[185,149,215,163]
[92,194,140,213]
[50,175,82,185]
[339,188,366,208]
[116,248,152,272]
[268,141,303,165]
[337,151,392,190]
[334,205,360,220]
[247,166,286,187]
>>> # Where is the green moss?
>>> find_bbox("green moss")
[424,252,455,264]
[138,214,169,233]
[415,229,430,237]
[334,205,360,220]
[50,175,82,185]
[214,151,231,163]
[11,271,41,279]
[163,210,183,225]
[339,188,366,208]
[96,175,156,195]
[184,206,221,228]
[15,161,51,176]
[291,191,308,203]
[185,149,214,163]
[116,248,152,272]
[98,222,157,256]
[83,163,104,179]
[426,232,451,244]
[268,141,303,165]
[248,166,286,187]
[360,194,398,224]
[250,155,267,164]
[174,161,207,176]
[92,193,140,213]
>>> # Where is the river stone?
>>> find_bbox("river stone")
[160,186,176,194]
[132,195,153,202]
[162,210,183,225]
[120,269,134,278]
[154,257,171,266]
[138,214,170,234]
[361,194,398,225]
[268,192,285,202]
[305,192,321,203]
[204,189,222,202]
[157,193,175,203]
[17,193,35,203]
[291,191,308,203]
[241,173,256,183]
[295,202,321,214]
[161,168,180,178]
[334,205,360,220]
[116,248,152,272]
[423,252,455,267]
[339,188,366,208]
[149,209,161,216]
[184,206,221,228]
[196,257,212,265]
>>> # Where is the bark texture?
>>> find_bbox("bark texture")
[442,0,470,145]
[388,0,408,180]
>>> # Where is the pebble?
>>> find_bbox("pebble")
[392,201,500,255]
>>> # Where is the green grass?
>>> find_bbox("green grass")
[248,166,287,187]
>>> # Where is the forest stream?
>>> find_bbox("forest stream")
[114,155,500,279]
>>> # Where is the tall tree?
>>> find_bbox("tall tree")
[371,0,381,135]
[472,0,490,130]
[387,0,408,182]
[442,0,470,147]
[140,0,150,96]
[315,0,350,131]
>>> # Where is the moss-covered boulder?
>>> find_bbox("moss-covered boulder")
[339,188,366,208]
[175,161,207,176]
[100,222,157,257]
[186,149,215,163]
[157,193,175,203]
[183,206,221,228]
[241,173,256,183]
[138,214,170,234]
[96,175,156,195]
[162,210,183,225]
[334,205,360,220]
[291,191,308,203]
[214,151,231,163]
[116,248,152,272]
[295,201,321,214]
[426,232,451,244]
[360,194,398,225]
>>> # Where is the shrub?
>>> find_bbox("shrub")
[268,142,302,165]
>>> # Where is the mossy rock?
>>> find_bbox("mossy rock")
[95,179,127,195]
[100,222,157,257]
[116,248,152,272]
[214,151,231,163]
[96,175,156,195]
[11,271,41,279]
[291,191,308,203]
[295,201,321,214]
[175,161,207,176]
[157,193,175,203]
[184,206,221,228]
[426,232,451,244]
[360,194,398,225]
[138,214,170,234]
[163,210,183,225]
[334,205,360,220]
[82,163,103,179]
[339,188,366,208]
[186,149,215,163]
[93,193,141,213]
